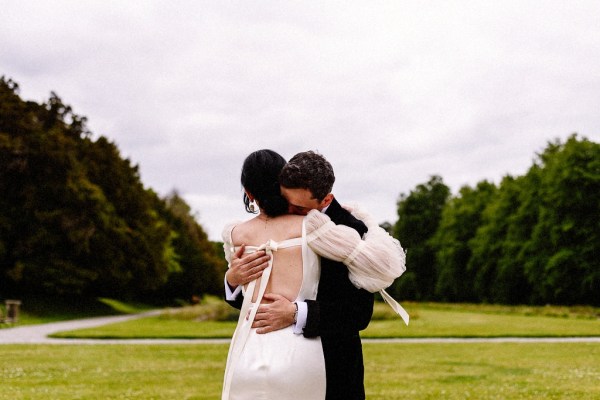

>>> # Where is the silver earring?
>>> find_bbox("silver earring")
[249,203,255,212]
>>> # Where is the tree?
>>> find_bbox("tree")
[391,175,450,300]
[468,176,532,303]
[388,134,598,306]
[432,181,496,302]
[522,135,600,304]
[0,77,224,302]
[157,191,226,301]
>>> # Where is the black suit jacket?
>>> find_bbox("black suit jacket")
[224,198,374,400]
[303,198,374,400]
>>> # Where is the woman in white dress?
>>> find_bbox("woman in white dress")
[222,149,326,400]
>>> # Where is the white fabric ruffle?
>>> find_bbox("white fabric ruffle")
[305,205,409,325]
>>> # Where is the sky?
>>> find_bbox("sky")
[2,1,599,241]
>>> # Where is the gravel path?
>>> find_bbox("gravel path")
[1,314,599,345]
[0,311,165,344]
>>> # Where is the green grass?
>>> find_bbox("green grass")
[0,344,225,400]
[95,298,155,315]
[50,301,600,339]
[2,296,155,326]
[365,308,600,338]
[3,301,600,399]
[50,318,237,339]
[363,342,600,399]
[0,343,598,399]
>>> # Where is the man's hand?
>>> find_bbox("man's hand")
[252,293,296,334]
[225,244,271,288]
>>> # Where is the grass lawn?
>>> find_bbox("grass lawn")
[49,302,600,339]
[3,297,154,326]
[365,308,600,338]
[0,342,598,399]
[3,301,599,399]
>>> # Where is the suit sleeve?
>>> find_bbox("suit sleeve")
[226,295,244,310]
[224,280,244,310]
[303,284,373,337]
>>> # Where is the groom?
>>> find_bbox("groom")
[225,151,381,400]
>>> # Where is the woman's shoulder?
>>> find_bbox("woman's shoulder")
[221,220,243,244]
[224,218,261,245]
[229,214,305,245]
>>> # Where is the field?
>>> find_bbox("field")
[1,343,599,399]
[48,301,600,339]
[1,301,599,399]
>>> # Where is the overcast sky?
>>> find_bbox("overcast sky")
[2,1,599,240]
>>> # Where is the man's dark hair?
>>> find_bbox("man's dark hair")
[279,151,335,201]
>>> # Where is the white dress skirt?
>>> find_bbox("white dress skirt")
[227,320,325,399]
[222,220,325,400]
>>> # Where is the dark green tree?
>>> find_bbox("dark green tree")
[391,175,450,300]
[157,191,226,301]
[432,181,497,302]
[468,176,532,303]
[0,77,224,302]
[521,135,600,304]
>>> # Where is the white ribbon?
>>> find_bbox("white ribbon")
[222,242,278,399]
[258,239,279,253]
[379,289,410,326]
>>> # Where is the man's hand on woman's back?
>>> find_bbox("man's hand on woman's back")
[225,244,271,288]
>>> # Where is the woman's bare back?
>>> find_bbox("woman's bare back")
[230,214,305,303]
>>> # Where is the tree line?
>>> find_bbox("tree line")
[0,77,225,303]
[390,134,599,306]
[1,77,598,306]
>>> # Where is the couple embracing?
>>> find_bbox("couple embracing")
[222,150,408,400]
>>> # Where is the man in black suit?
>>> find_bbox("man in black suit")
[225,151,381,399]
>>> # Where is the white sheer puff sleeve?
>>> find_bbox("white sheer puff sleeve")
[221,221,239,267]
[305,208,406,293]
[305,207,409,325]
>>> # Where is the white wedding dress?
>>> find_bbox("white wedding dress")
[222,218,326,400]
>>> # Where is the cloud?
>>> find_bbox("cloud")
[2,1,599,240]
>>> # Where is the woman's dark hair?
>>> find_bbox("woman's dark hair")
[241,149,289,217]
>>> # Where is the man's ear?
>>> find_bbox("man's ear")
[320,193,334,209]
